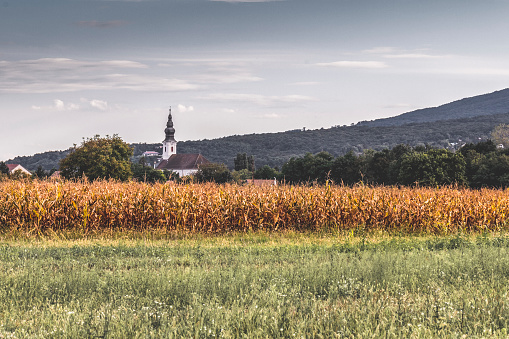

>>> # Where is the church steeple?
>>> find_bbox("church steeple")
[162,107,177,160]
[164,108,176,142]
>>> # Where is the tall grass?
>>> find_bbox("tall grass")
[1,180,509,235]
[2,236,509,337]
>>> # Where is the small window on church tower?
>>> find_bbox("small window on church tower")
[171,147,174,152]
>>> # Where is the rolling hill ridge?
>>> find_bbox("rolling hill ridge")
[7,89,509,171]
[358,88,509,127]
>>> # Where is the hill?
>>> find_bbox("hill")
[175,112,508,168]
[358,88,509,127]
[11,111,508,172]
[7,89,509,171]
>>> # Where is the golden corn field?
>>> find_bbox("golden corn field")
[1,180,509,234]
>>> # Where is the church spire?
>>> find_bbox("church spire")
[164,107,176,142]
[162,107,177,160]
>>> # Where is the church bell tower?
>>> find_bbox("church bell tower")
[162,108,177,160]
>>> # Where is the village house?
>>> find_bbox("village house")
[6,164,31,176]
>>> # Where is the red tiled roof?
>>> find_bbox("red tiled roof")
[156,154,210,170]
[5,164,30,175]
[6,164,19,171]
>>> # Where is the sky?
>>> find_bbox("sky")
[2,0,509,161]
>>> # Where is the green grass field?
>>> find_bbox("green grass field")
[2,232,509,338]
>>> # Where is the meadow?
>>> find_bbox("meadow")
[2,234,509,337]
[3,180,509,337]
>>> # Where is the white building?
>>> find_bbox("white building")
[6,164,31,176]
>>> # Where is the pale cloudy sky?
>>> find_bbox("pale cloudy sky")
[2,0,509,160]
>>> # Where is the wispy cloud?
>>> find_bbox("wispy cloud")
[363,47,397,54]
[0,58,197,93]
[202,93,316,106]
[191,71,263,84]
[316,61,388,69]
[384,53,448,59]
[177,104,194,113]
[254,113,281,119]
[89,99,109,111]
[364,47,449,59]
[31,99,80,111]
[159,59,263,84]
[76,20,128,28]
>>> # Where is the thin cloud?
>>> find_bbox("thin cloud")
[192,72,263,84]
[364,47,449,59]
[384,53,447,59]
[363,47,397,54]
[254,113,281,119]
[81,98,110,111]
[316,61,388,69]
[76,20,128,28]
[90,99,108,111]
[159,59,263,84]
[54,99,65,111]
[177,104,194,113]
[203,93,316,106]
[0,58,197,93]
[31,99,80,111]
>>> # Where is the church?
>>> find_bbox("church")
[155,108,210,177]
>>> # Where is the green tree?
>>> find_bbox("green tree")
[231,168,253,184]
[254,165,281,180]
[59,135,133,181]
[131,163,167,183]
[459,140,497,156]
[471,153,509,188]
[195,163,232,183]
[34,166,47,179]
[0,162,9,175]
[234,153,255,172]
[330,151,363,185]
[491,124,509,148]
[398,149,466,186]
[282,152,333,184]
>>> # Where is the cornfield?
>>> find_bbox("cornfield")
[1,180,509,234]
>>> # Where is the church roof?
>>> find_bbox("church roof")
[156,154,210,171]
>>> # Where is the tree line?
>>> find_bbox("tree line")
[193,140,509,189]
[5,134,509,189]
[279,140,509,188]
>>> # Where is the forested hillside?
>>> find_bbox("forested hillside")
[359,88,509,127]
[10,111,509,171]
[175,112,508,168]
